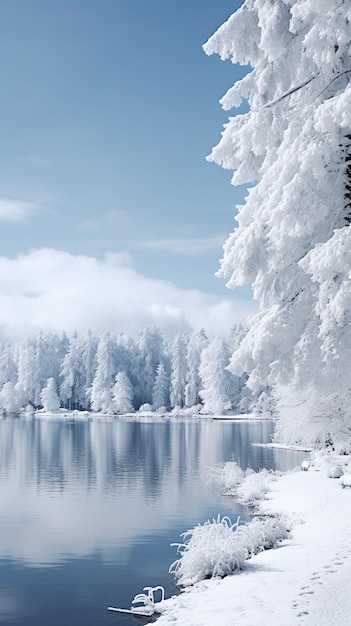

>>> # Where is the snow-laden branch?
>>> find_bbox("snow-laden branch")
[313,69,351,102]
[258,73,319,110]
[254,68,350,113]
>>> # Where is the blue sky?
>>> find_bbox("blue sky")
[0,0,256,340]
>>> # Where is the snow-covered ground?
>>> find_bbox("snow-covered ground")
[155,456,351,626]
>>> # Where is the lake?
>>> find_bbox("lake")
[0,415,306,625]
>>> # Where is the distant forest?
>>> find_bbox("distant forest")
[0,325,269,416]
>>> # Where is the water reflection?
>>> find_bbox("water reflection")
[0,416,305,625]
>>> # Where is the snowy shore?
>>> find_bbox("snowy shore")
[155,457,351,626]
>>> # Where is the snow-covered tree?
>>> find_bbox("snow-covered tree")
[0,381,21,414]
[15,338,36,407]
[89,331,116,413]
[199,337,237,415]
[152,362,170,410]
[0,344,17,387]
[40,332,64,385]
[169,333,188,409]
[228,323,247,354]
[110,371,134,414]
[136,326,164,406]
[81,331,97,385]
[184,329,208,408]
[32,332,53,406]
[204,0,351,443]
[60,334,85,409]
[40,377,61,412]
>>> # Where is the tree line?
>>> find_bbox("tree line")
[0,325,263,415]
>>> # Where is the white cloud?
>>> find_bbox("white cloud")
[0,248,257,341]
[139,236,226,255]
[0,197,40,223]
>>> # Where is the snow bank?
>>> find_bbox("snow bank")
[154,456,351,625]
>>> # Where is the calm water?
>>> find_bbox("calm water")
[0,416,305,626]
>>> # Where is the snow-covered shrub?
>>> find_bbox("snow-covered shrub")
[237,469,273,504]
[250,517,289,550]
[138,403,152,413]
[310,449,349,478]
[209,461,274,504]
[327,464,343,479]
[208,461,244,494]
[339,474,351,488]
[154,405,167,414]
[23,404,34,416]
[170,516,245,586]
[170,405,183,416]
[170,515,289,587]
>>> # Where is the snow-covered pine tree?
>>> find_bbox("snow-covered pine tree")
[169,333,188,409]
[199,336,235,415]
[79,330,98,406]
[0,344,17,387]
[136,326,164,407]
[110,371,134,414]
[89,331,116,413]
[152,362,170,410]
[15,338,36,407]
[184,329,208,408]
[40,377,61,412]
[204,0,351,444]
[60,333,85,410]
[31,332,53,407]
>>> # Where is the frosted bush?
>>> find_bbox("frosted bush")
[170,515,289,587]
[209,461,244,494]
[311,449,349,478]
[327,464,343,479]
[237,469,273,504]
[138,403,153,413]
[209,461,274,503]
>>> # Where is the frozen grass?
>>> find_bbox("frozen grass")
[169,515,289,587]
[237,469,274,504]
[208,461,275,504]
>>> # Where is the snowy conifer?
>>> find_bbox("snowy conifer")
[136,326,164,406]
[152,362,170,410]
[184,330,208,408]
[110,371,134,414]
[204,0,351,443]
[169,333,188,409]
[89,331,116,412]
[199,337,236,415]
[60,333,85,410]
[80,330,98,407]
[40,377,61,412]
[0,345,17,387]
[15,338,36,407]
